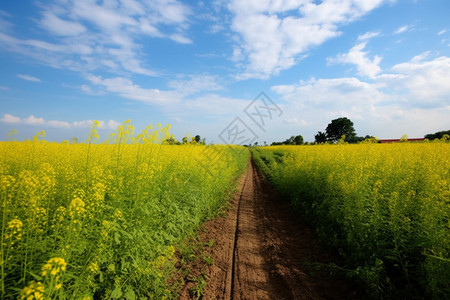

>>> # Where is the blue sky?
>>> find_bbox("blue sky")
[1,0,449,143]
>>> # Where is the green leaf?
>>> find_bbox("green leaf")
[125,287,136,300]
[29,271,43,281]
[111,286,123,299]
[114,231,121,244]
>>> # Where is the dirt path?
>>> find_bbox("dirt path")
[179,159,361,300]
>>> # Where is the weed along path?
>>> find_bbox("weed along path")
[179,159,361,300]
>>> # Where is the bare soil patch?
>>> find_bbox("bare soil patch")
[179,160,362,299]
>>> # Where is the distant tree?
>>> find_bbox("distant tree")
[362,136,379,144]
[194,135,201,143]
[71,137,79,144]
[284,136,295,145]
[347,135,365,143]
[325,117,356,143]
[315,131,327,144]
[271,135,303,145]
[293,135,303,145]
[164,137,180,145]
[425,129,450,140]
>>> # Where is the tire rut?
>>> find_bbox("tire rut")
[180,159,362,300]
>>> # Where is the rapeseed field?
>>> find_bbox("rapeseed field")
[1,121,249,299]
[253,141,449,299]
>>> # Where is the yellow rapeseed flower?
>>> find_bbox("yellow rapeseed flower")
[88,262,99,273]
[19,281,45,300]
[0,174,15,191]
[41,257,67,277]
[69,197,86,218]
[5,218,23,241]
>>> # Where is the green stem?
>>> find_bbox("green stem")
[0,202,6,298]
[85,142,92,190]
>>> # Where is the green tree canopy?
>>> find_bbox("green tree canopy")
[293,135,303,145]
[314,131,327,144]
[425,130,450,140]
[325,117,356,143]
[271,135,304,145]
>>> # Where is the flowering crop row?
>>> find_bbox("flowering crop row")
[0,122,249,299]
[252,142,449,299]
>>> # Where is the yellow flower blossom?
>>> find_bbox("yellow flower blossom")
[69,197,86,218]
[5,218,23,241]
[113,209,123,220]
[88,262,99,273]
[19,281,45,300]
[167,245,175,257]
[0,174,15,191]
[41,257,67,277]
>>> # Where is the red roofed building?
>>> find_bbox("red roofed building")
[378,138,426,143]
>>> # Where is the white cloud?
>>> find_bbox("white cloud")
[330,41,382,78]
[272,77,383,109]
[0,31,88,67]
[394,25,411,34]
[72,120,100,128]
[438,29,447,36]
[231,46,244,62]
[229,0,389,78]
[17,74,42,82]
[47,120,71,128]
[80,84,103,95]
[84,73,245,117]
[1,113,21,123]
[86,75,182,105]
[0,10,13,32]
[0,0,192,77]
[24,115,45,125]
[40,11,86,36]
[147,0,191,24]
[168,75,224,95]
[387,55,450,107]
[170,33,192,44]
[0,86,9,91]
[23,39,67,53]
[0,113,121,130]
[181,94,248,116]
[358,31,380,41]
[139,20,164,37]
[107,120,121,130]
[271,53,450,140]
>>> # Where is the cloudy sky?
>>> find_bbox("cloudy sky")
[1,0,449,143]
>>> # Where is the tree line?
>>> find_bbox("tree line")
[271,117,448,145]
[272,117,371,145]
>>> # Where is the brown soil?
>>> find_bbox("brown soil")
[179,159,362,300]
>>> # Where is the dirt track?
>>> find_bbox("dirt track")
[179,160,361,299]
